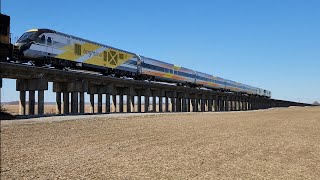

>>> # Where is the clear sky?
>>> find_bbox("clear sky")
[1,0,319,103]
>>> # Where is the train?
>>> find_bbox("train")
[0,13,12,59]
[12,28,271,98]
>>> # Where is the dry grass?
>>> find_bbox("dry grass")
[3,104,172,115]
[1,107,320,179]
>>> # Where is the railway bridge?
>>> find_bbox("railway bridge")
[0,62,313,117]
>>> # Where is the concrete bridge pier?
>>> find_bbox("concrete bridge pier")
[170,91,176,112]
[138,94,142,113]
[201,95,205,112]
[145,96,150,112]
[159,97,163,112]
[112,95,117,112]
[71,92,79,114]
[230,97,235,111]
[191,98,195,112]
[152,96,157,112]
[165,96,169,112]
[98,93,103,113]
[80,92,85,113]
[240,98,244,111]
[208,97,213,112]
[244,98,248,110]
[127,95,134,113]
[215,96,219,111]
[176,97,181,112]
[54,81,87,114]
[63,92,70,114]
[187,98,191,112]
[119,94,124,113]
[106,94,111,113]
[221,96,225,111]
[195,98,200,112]
[17,79,48,115]
[182,96,187,112]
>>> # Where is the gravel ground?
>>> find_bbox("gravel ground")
[1,107,320,179]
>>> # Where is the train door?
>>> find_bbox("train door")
[193,71,198,85]
[46,34,53,56]
[37,34,47,57]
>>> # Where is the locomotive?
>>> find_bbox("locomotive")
[13,28,271,98]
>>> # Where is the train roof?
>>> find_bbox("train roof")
[25,29,270,93]
[29,28,137,56]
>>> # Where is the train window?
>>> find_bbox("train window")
[74,44,81,56]
[40,35,45,44]
[47,37,52,45]
[119,53,124,60]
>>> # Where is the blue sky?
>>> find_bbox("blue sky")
[1,0,319,103]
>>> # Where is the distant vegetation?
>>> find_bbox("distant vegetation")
[313,101,320,106]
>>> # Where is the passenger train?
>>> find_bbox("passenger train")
[13,28,271,98]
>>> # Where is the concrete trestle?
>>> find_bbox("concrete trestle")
[0,62,314,116]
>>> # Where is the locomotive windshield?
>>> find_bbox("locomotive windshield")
[17,31,36,43]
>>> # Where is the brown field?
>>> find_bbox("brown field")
[1,107,320,179]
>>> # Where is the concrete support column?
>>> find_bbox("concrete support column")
[245,99,248,110]
[119,94,124,113]
[138,95,142,113]
[17,79,48,116]
[252,99,255,110]
[90,94,94,113]
[171,97,176,112]
[245,100,248,111]
[192,99,196,112]
[112,95,117,112]
[71,92,78,114]
[153,96,157,112]
[176,98,181,112]
[159,97,163,112]
[219,97,223,111]
[63,92,70,114]
[38,90,44,115]
[194,99,198,112]
[55,92,61,114]
[145,96,149,112]
[182,98,187,112]
[131,96,135,112]
[79,92,85,114]
[165,97,169,112]
[234,98,238,111]
[215,96,219,112]
[127,95,132,113]
[98,93,103,113]
[28,90,35,115]
[225,97,229,111]
[19,91,26,115]
[106,94,110,113]
[201,97,205,112]
[242,99,245,111]
[229,97,233,111]
[222,97,226,111]
[208,98,212,111]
